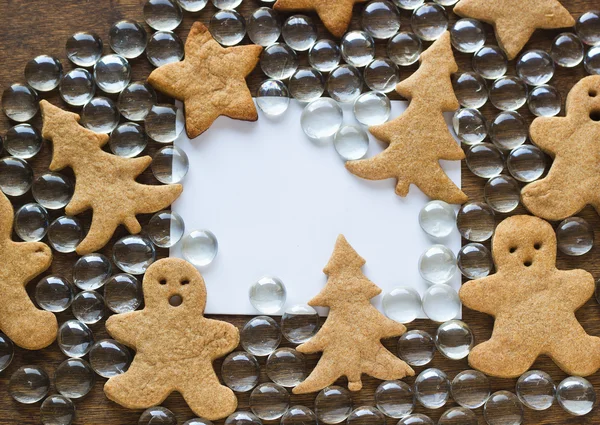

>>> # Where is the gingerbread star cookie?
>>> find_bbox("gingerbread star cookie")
[522,76,600,220]
[148,22,262,139]
[454,0,574,60]
[274,0,367,38]
[104,258,239,421]
[345,32,467,204]
[460,215,600,378]
[0,192,56,350]
[293,235,414,394]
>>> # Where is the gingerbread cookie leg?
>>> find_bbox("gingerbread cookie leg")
[548,325,600,376]
[180,368,237,420]
[105,361,172,408]
[469,332,541,378]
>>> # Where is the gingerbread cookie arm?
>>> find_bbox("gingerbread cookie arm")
[459,274,505,316]
[105,311,145,349]
[203,319,240,359]
[529,116,575,157]
[553,269,595,311]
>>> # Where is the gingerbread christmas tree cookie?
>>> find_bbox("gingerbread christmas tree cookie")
[454,0,574,59]
[460,215,600,378]
[522,76,600,220]
[293,235,414,394]
[346,32,467,205]
[0,192,56,350]
[148,22,262,139]
[104,258,239,420]
[40,100,183,255]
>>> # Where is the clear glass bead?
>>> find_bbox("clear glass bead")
[281,406,317,425]
[347,406,385,425]
[72,290,105,324]
[250,383,290,420]
[146,31,184,67]
[0,333,13,373]
[182,229,218,267]
[375,380,414,418]
[551,33,584,67]
[489,76,528,111]
[288,67,324,102]
[414,368,450,409]
[117,81,157,122]
[419,200,456,238]
[327,65,362,103]
[309,39,341,72]
[66,31,103,67]
[361,0,401,40]
[261,43,299,79]
[14,203,49,242]
[113,235,156,275]
[2,83,39,122]
[450,18,485,53]
[315,386,353,425]
[528,84,561,117]
[466,143,504,178]
[516,370,555,411]
[176,0,208,11]
[422,284,460,322]
[576,11,600,46]
[57,320,94,358]
[584,45,600,74]
[382,287,421,324]
[151,145,189,184]
[47,216,83,253]
[35,275,73,313]
[266,348,306,387]
[452,108,487,145]
[490,111,527,150]
[398,414,434,425]
[209,10,246,46]
[516,50,555,86]
[434,320,473,360]
[394,0,424,10]
[451,369,490,409]
[457,201,495,242]
[93,54,131,94]
[282,15,317,51]
[411,3,448,41]
[484,175,521,213]
[73,253,111,291]
[222,351,260,392]
[89,339,132,378]
[473,45,508,79]
[452,72,488,109]
[109,20,148,59]
[143,0,183,31]
[341,31,375,67]
[24,55,63,92]
[397,330,435,366]
[556,216,594,256]
[507,145,546,182]
[183,419,214,425]
[211,0,242,9]
[248,7,281,47]
[281,304,319,344]
[457,243,493,279]
[139,407,177,425]
[438,407,477,425]
[556,376,596,416]
[418,244,457,284]
[224,412,261,425]
[301,97,343,140]
[241,315,281,356]
[257,79,290,116]
[104,273,142,314]
[54,358,95,399]
[146,210,185,248]
[249,276,287,314]
[353,91,390,126]
[32,172,73,210]
[144,104,184,143]
[0,156,33,197]
[387,31,422,66]
[334,125,369,160]
[484,391,524,425]
[81,96,120,134]
[109,122,148,158]
[9,366,50,404]
[59,68,95,106]
[363,57,399,93]
[40,394,75,425]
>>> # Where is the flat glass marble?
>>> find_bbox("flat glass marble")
[382,287,422,324]
[551,33,584,67]
[144,104,184,143]
[66,31,103,67]
[40,394,75,425]
[282,15,317,51]
[334,125,369,160]
[361,0,401,40]
[249,276,287,314]
[584,46,600,74]
[209,10,246,46]
[576,11,600,46]
[556,376,596,416]
[81,96,120,134]
[489,76,528,111]
[256,79,290,117]
[109,20,147,59]
[73,253,112,290]
[222,351,260,392]
[72,290,105,324]
[0,334,14,373]
[458,242,493,279]
[281,304,319,343]
[507,145,546,182]
[414,368,450,409]
[89,339,132,378]
[146,31,184,67]
[35,275,73,313]
[466,143,504,179]
[104,273,142,314]
[32,172,73,210]
[314,386,353,424]
[490,111,527,150]
[419,200,456,239]
[248,7,281,47]
[398,414,434,425]
[54,358,95,399]
[59,68,95,106]
[394,0,424,9]
[375,380,414,418]
[556,217,594,256]
[182,229,218,267]
[347,406,385,425]
[308,39,341,72]
[473,45,508,79]
[288,67,325,103]
[363,57,399,93]
[452,72,488,109]
[301,98,343,140]
[387,31,422,66]
[457,201,495,242]
[281,406,318,425]
[143,0,183,31]
[0,156,33,197]
[516,50,555,86]
[48,216,83,253]
[411,3,448,41]
[451,370,490,409]
[118,81,157,122]
[183,420,214,425]
[484,391,524,425]
[250,383,290,420]
[24,55,63,92]
[434,320,473,360]
[327,65,363,103]
[397,330,435,366]
[151,145,189,184]
[261,43,299,79]
[418,244,457,284]
[113,235,156,275]
[516,370,555,411]
[422,285,460,322]
[484,175,521,213]
[58,320,94,358]
[438,407,477,425]
[9,366,50,404]
[241,316,281,356]
[109,122,148,158]
[14,203,49,242]
[353,91,390,126]
[139,407,178,425]
[528,84,561,117]
[2,83,39,122]
[341,31,376,67]
[93,54,131,94]
[266,348,306,387]
[146,210,185,248]
[450,18,486,53]
[452,108,487,145]
[224,412,262,425]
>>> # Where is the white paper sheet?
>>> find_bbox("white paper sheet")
[170,99,462,317]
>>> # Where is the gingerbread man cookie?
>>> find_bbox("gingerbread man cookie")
[522,75,600,220]
[0,192,56,350]
[104,258,239,420]
[460,215,600,378]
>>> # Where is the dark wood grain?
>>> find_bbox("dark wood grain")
[0,0,599,423]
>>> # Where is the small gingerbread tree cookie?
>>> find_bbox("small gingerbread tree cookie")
[460,215,600,378]
[0,192,56,350]
[104,258,239,420]
[293,235,414,394]
[522,75,600,220]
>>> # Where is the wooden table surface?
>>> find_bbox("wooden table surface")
[0,0,599,423]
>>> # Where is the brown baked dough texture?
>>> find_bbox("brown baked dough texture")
[293,235,414,394]
[522,76,600,220]
[273,0,367,38]
[148,22,262,139]
[454,0,574,60]
[40,100,183,255]
[345,32,467,204]
[460,215,600,378]
[104,258,239,421]
[0,192,56,350]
